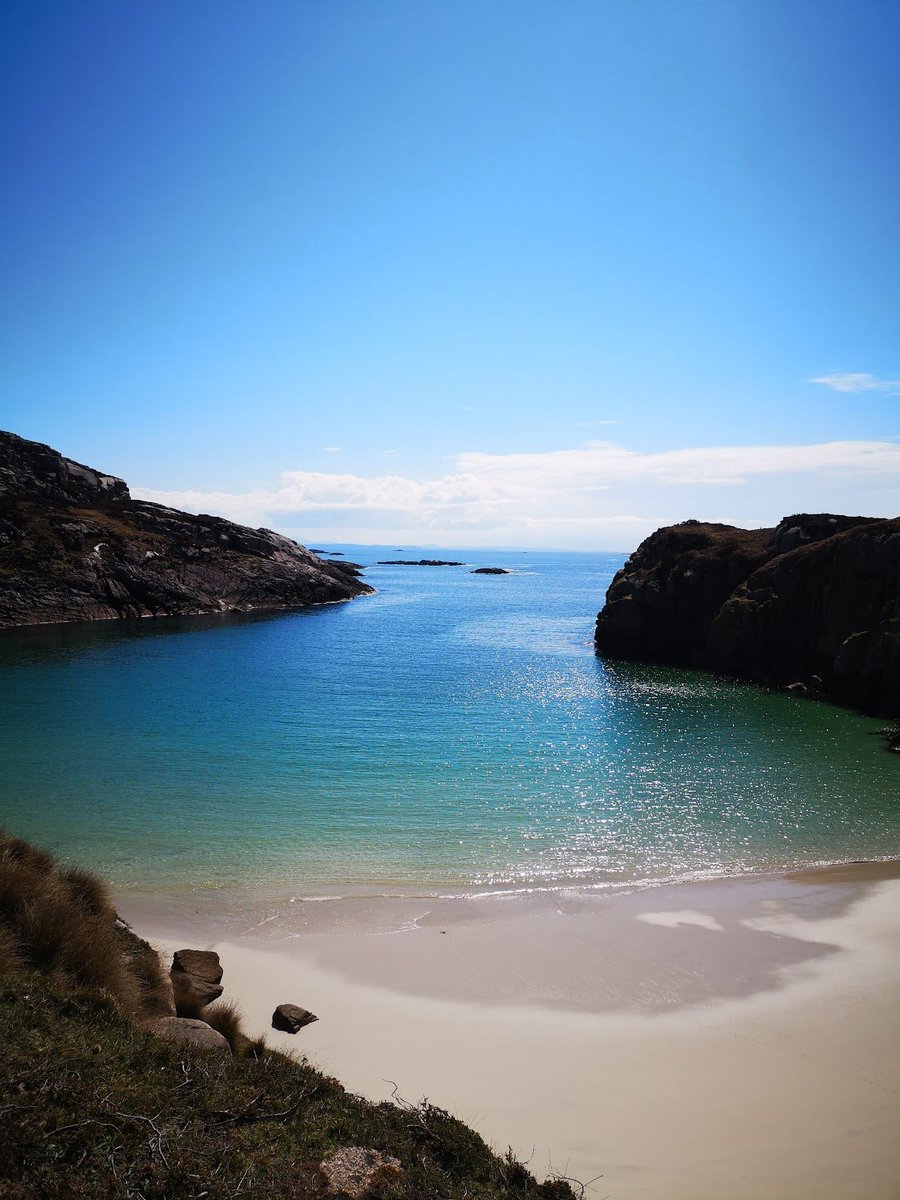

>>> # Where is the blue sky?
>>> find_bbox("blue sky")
[2,1,898,548]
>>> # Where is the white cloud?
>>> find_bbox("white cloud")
[455,440,900,489]
[810,372,900,395]
[134,439,900,550]
[320,445,343,453]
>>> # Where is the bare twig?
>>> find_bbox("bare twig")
[209,1086,315,1126]
[546,1156,606,1200]
[0,1102,42,1117]
[99,1103,170,1169]
[44,1119,122,1138]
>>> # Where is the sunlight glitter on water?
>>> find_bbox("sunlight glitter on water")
[0,546,897,897]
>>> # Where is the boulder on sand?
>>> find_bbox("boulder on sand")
[171,948,223,1010]
[272,1003,318,1033]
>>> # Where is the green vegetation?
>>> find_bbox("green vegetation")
[0,832,577,1198]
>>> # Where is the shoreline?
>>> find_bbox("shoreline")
[119,860,900,1198]
[117,852,900,945]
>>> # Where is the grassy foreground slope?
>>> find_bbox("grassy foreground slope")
[0,833,576,1199]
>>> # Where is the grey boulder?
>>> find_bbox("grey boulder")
[144,1016,231,1056]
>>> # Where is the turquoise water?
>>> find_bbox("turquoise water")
[0,547,897,897]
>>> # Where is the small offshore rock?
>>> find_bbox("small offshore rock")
[272,1002,318,1033]
[319,1147,403,1198]
[376,559,464,566]
[471,567,511,574]
[171,948,223,1009]
[144,1016,231,1056]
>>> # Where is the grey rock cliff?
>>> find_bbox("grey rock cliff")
[0,430,373,628]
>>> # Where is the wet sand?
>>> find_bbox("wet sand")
[120,863,900,1199]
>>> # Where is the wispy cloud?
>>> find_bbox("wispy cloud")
[576,419,619,427]
[810,372,900,395]
[134,438,900,549]
[320,445,343,453]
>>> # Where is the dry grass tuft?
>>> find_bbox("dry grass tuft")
[0,830,146,1015]
[0,835,55,872]
[124,928,174,1016]
[0,923,19,972]
[61,865,113,916]
[202,998,246,1051]
[244,1032,269,1060]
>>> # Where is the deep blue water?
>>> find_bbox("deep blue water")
[0,546,897,896]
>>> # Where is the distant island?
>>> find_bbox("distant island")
[0,431,373,629]
[595,513,900,718]
[376,559,465,566]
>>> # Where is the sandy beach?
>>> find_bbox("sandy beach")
[121,863,900,1200]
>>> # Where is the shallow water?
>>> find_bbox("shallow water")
[1,546,897,896]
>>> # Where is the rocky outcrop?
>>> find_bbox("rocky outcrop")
[272,1003,318,1033]
[143,1015,232,1055]
[171,948,224,1010]
[595,513,900,714]
[376,559,465,566]
[0,432,129,505]
[319,1147,403,1198]
[471,567,511,575]
[0,430,372,628]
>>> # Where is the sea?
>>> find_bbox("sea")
[1,547,898,904]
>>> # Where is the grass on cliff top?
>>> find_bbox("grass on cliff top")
[0,974,581,1200]
[0,833,579,1199]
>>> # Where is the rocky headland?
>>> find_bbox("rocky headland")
[595,513,900,716]
[0,430,373,628]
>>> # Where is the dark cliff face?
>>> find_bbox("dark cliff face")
[596,513,900,715]
[593,521,772,665]
[0,430,373,629]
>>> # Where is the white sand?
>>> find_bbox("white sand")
[129,871,900,1200]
